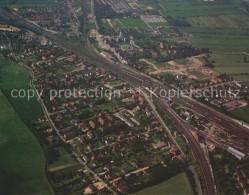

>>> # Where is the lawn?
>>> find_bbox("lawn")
[0,57,43,123]
[0,90,53,194]
[119,18,147,27]
[134,172,193,195]
[48,147,79,170]
[229,106,249,123]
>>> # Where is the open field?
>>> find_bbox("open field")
[119,17,147,27]
[229,106,249,123]
[198,53,249,85]
[186,14,249,29]
[0,0,56,8]
[0,90,53,194]
[207,54,249,75]
[134,172,193,195]
[188,35,249,52]
[158,0,249,52]
[159,0,243,20]
[111,18,124,27]
[48,147,79,170]
[0,57,43,123]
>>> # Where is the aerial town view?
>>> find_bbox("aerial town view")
[0,0,249,194]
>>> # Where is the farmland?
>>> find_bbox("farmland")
[206,53,249,75]
[134,172,193,195]
[159,0,243,21]
[0,57,52,194]
[0,57,43,123]
[0,90,53,194]
[119,17,147,27]
[157,0,249,52]
[186,14,249,29]
[198,53,249,85]
[229,106,249,123]
[0,0,56,8]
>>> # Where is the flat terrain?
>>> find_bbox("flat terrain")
[48,147,79,170]
[0,90,53,194]
[0,0,56,7]
[198,53,249,85]
[0,57,43,122]
[229,106,249,123]
[0,57,52,194]
[134,172,193,195]
[119,17,147,27]
[208,53,249,75]
[159,0,243,20]
[157,0,249,52]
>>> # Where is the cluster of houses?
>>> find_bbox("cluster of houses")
[18,0,81,36]
[234,166,249,195]
[1,27,184,193]
[0,24,21,32]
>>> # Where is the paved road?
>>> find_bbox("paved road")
[72,152,117,195]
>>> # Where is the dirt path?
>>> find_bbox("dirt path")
[140,59,160,71]
[149,60,186,75]
[212,51,249,56]
[148,54,216,80]
[49,163,78,172]
[109,166,149,184]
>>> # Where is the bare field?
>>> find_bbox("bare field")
[186,14,249,29]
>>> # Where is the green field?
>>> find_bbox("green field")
[188,35,249,52]
[199,53,249,85]
[119,17,147,27]
[159,0,243,20]
[48,147,78,170]
[0,0,56,8]
[0,90,53,194]
[0,57,43,123]
[205,53,249,75]
[158,0,249,52]
[134,172,193,195]
[111,18,124,27]
[186,14,249,29]
[0,57,53,193]
[229,106,249,123]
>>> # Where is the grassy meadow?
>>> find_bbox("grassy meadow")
[0,90,53,194]
[229,106,249,123]
[134,172,193,195]
[119,18,147,27]
[0,0,56,8]
[0,57,53,193]
[0,57,43,123]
